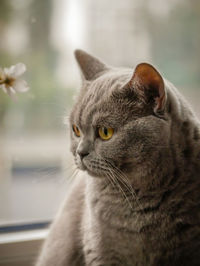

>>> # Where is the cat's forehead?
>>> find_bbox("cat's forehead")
[82,69,131,101]
[70,68,144,129]
[93,68,131,87]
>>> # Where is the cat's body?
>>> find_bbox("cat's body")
[37,50,200,266]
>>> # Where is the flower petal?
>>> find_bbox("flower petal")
[0,84,8,94]
[9,86,16,94]
[4,63,26,78]
[12,79,29,92]
[4,66,14,76]
[7,86,17,100]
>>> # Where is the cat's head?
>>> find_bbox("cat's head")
[70,50,170,187]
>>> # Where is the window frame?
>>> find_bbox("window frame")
[0,228,48,266]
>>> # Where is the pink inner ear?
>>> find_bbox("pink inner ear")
[131,63,165,113]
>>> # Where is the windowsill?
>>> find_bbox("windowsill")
[0,228,48,244]
[0,229,48,266]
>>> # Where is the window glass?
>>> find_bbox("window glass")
[0,0,199,229]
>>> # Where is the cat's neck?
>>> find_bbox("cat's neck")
[85,171,167,214]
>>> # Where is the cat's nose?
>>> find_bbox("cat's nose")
[77,140,91,160]
[77,149,89,160]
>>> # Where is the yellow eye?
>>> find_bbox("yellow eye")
[98,127,114,140]
[72,125,81,137]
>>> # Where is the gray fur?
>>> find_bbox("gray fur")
[37,50,200,266]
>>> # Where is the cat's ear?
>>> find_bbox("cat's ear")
[74,49,108,81]
[129,63,166,114]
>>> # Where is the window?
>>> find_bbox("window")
[0,0,200,265]
[0,0,77,230]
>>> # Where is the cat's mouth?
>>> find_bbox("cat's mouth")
[75,155,110,178]
[75,156,87,171]
[83,160,105,177]
[75,154,134,178]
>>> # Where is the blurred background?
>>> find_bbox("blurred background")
[0,0,200,229]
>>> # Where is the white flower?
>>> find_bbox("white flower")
[0,63,29,98]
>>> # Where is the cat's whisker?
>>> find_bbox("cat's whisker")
[112,169,144,212]
[110,166,135,195]
[107,168,134,211]
[111,167,145,212]
[111,167,137,197]
[96,154,134,210]
[48,160,78,185]
[58,168,79,187]
[63,163,77,173]
[105,171,118,192]
[103,158,144,213]
[103,158,136,196]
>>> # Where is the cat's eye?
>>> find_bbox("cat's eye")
[98,127,114,140]
[72,125,81,137]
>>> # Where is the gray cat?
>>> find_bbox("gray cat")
[36,50,200,266]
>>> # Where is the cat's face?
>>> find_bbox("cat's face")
[70,50,170,184]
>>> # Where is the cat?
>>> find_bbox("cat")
[36,50,200,266]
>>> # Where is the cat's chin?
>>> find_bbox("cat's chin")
[76,158,106,178]
[75,160,104,178]
[85,169,106,178]
[77,166,106,178]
